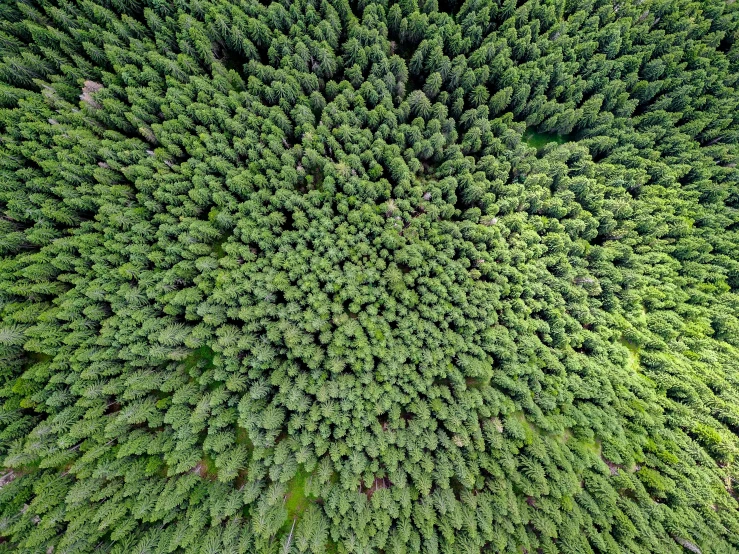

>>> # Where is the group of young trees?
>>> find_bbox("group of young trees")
[0,0,738,552]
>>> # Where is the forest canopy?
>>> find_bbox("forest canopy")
[1,0,739,552]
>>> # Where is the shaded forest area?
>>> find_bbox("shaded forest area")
[1,0,739,552]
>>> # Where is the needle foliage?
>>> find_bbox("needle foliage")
[1,0,739,553]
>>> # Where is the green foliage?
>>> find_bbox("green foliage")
[1,0,739,552]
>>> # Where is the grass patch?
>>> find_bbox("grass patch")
[524,130,568,150]
[619,337,641,373]
[276,467,339,552]
[183,346,215,372]
[211,230,233,258]
[284,467,312,521]
[192,453,219,481]
[466,376,491,390]
[235,426,253,449]
[28,351,53,364]
[234,427,253,489]
[556,427,602,460]
[583,437,602,457]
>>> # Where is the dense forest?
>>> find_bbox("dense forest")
[0,0,738,552]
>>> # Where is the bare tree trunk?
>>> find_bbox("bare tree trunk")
[283,517,297,554]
